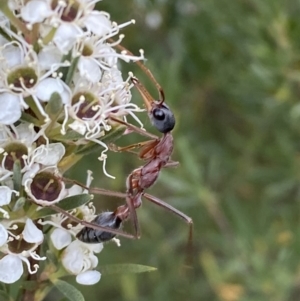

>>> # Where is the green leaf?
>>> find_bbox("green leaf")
[101,125,126,143]
[32,194,92,219]
[57,51,72,83]
[45,92,63,120]
[65,56,80,85]
[12,197,26,212]
[13,160,22,192]
[100,264,157,275]
[0,290,12,301]
[50,130,85,142]
[20,112,42,126]
[46,250,58,266]
[52,279,85,301]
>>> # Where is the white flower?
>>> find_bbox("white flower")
[0,36,69,122]
[62,240,103,284]
[0,218,46,283]
[24,168,67,206]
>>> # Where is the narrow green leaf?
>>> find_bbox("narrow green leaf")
[32,194,92,219]
[24,96,45,122]
[12,197,26,212]
[13,160,22,192]
[75,141,103,156]
[45,92,63,120]
[101,125,126,143]
[46,250,58,266]
[65,56,80,85]
[0,290,12,301]
[100,264,157,275]
[53,279,85,301]
[51,130,85,142]
[20,112,42,126]
[57,51,72,82]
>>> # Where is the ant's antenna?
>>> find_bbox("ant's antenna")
[110,39,165,104]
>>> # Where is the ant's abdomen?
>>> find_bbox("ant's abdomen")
[76,212,122,243]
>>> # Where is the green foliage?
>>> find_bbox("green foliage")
[32,194,93,219]
[52,280,85,301]
[56,0,300,301]
[100,264,157,275]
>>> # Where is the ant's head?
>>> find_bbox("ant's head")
[131,76,175,133]
[151,102,175,133]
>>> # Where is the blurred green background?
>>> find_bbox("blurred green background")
[58,0,300,300]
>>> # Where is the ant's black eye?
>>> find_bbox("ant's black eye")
[153,108,165,121]
[150,103,175,133]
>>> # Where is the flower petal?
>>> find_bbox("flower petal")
[78,57,102,83]
[0,223,8,247]
[51,228,72,250]
[34,143,65,166]
[36,78,71,104]
[21,0,52,23]
[84,12,111,36]
[76,270,101,285]
[38,45,62,71]
[0,93,21,125]
[53,23,81,53]
[0,186,13,206]
[23,219,44,244]
[2,45,22,68]
[0,255,23,283]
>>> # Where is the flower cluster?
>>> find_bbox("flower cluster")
[0,0,145,289]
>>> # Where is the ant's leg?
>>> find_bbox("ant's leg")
[143,193,193,243]
[62,177,126,199]
[49,204,135,240]
[125,193,141,239]
[109,139,156,154]
[110,116,158,140]
[61,177,141,239]
[110,139,160,161]
[125,173,142,239]
[109,116,161,157]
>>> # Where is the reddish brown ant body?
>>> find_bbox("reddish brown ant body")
[76,58,193,244]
